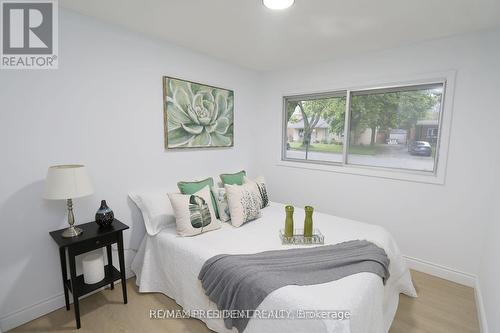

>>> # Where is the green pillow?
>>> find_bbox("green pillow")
[177,177,219,218]
[220,170,246,185]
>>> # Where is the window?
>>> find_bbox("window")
[427,127,438,138]
[284,92,346,163]
[283,82,446,175]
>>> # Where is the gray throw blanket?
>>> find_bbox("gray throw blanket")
[198,240,390,332]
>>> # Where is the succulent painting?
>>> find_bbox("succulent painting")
[164,77,234,148]
[189,195,212,231]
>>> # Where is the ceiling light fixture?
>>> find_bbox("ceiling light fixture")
[263,0,295,10]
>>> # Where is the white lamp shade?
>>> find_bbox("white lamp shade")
[44,165,94,200]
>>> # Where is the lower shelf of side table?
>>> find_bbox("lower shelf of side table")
[65,264,122,297]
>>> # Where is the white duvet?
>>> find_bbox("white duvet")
[131,202,416,333]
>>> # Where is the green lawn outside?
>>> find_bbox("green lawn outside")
[288,142,377,155]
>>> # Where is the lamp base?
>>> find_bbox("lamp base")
[61,226,83,238]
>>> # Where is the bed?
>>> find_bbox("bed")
[131,202,416,333]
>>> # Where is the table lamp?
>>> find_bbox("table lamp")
[44,165,94,238]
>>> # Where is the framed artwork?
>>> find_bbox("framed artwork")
[163,76,234,149]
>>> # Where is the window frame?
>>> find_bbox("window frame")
[280,72,455,184]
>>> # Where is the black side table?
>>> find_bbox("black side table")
[49,219,129,329]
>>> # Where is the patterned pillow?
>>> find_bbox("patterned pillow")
[225,182,262,227]
[177,177,219,218]
[243,176,269,209]
[168,186,221,236]
[211,186,231,222]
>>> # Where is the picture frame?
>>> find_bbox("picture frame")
[163,76,234,149]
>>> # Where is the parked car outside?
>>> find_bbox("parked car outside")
[408,141,432,156]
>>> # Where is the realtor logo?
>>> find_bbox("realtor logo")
[1,0,58,69]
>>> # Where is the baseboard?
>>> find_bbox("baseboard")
[0,292,66,332]
[403,255,476,287]
[474,278,489,333]
[0,269,134,332]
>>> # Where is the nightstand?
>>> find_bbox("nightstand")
[49,219,129,329]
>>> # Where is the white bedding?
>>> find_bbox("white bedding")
[131,202,416,333]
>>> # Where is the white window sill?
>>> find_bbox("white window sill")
[277,159,446,185]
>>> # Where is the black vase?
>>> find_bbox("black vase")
[95,200,114,227]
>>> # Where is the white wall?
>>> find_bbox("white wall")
[1,7,499,332]
[478,210,500,333]
[0,9,260,331]
[478,138,500,333]
[256,28,500,277]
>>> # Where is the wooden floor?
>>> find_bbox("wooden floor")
[9,270,479,333]
[390,270,479,333]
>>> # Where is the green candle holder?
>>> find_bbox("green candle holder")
[304,206,314,237]
[284,205,294,237]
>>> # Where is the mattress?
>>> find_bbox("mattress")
[131,202,416,333]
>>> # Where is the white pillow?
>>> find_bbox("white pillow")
[211,186,231,222]
[225,182,262,227]
[129,190,175,236]
[243,176,269,209]
[168,186,222,236]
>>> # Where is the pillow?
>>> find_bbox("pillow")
[211,186,231,222]
[243,176,269,209]
[129,190,175,236]
[168,186,221,236]
[225,182,262,227]
[220,170,246,185]
[177,177,219,218]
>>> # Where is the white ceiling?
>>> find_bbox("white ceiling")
[60,0,500,71]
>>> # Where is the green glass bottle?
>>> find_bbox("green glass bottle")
[284,205,294,237]
[304,206,314,237]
